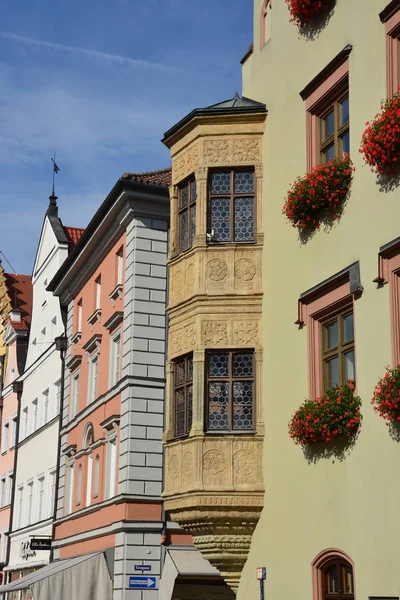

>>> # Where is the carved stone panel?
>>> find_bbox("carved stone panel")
[233,320,260,346]
[233,138,261,163]
[172,144,200,184]
[206,258,228,292]
[234,258,257,291]
[169,323,196,358]
[185,262,196,296]
[202,321,229,346]
[203,448,227,486]
[204,140,230,164]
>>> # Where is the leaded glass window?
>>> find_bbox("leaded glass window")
[178,178,196,253]
[322,309,355,391]
[207,351,254,431]
[174,355,193,437]
[208,170,255,243]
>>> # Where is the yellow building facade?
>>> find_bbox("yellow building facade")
[238,0,400,599]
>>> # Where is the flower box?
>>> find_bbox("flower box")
[288,381,361,446]
[371,365,400,422]
[282,155,354,232]
[360,91,400,175]
[285,0,332,27]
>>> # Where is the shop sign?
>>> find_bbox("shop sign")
[30,538,52,551]
[20,541,36,560]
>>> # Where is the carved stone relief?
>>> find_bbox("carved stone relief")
[233,321,259,346]
[170,268,184,303]
[206,259,228,291]
[172,144,200,184]
[203,449,227,478]
[186,262,195,296]
[204,140,230,164]
[169,323,196,358]
[202,321,228,346]
[235,258,257,291]
[168,454,179,481]
[182,450,193,484]
[233,449,256,480]
[233,138,260,163]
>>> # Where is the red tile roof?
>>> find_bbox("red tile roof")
[121,167,172,187]
[64,227,85,251]
[4,273,33,331]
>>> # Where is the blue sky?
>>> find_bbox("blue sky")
[0,0,253,274]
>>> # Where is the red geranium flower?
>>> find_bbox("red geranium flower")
[282,155,354,232]
[360,90,400,175]
[288,381,361,447]
[371,365,400,422]
[285,0,332,27]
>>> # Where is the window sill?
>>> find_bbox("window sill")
[87,309,101,326]
[207,240,257,246]
[206,429,257,435]
[71,331,82,345]
[109,284,123,305]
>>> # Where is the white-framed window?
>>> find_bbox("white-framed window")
[49,469,56,517]
[66,461,74,514]
[95,276,101,310]
[77,300,83,332]
[2,420,9,453]
[7,471,13,505]
[22,407,28,438]
[88,355,98,404]
[93,454,100,498]
[117,248,124,285]
[0,476,6,508]
[32,399,38,431]
[109,331,121,387]
[71,370,80,418]
[36,475,45,522]
[55,380,61,415]
[43,389,49,424]
[76,464,82,506]
[11,415,17,448]
[17,485,24,528]
[27,480,34,524]
[105,434,117,500]
[86,453,93,507]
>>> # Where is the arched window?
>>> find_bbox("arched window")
[312,549,355,600]
[260,0,272,48]
[93,454,100,498]
[76,464,82,506]
[82,422,94,450]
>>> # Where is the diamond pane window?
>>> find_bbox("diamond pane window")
[322,309,355,391]
[178,177,196,253]
[174,355,193,437]
[208,170,255,243]
[207,351,254,431]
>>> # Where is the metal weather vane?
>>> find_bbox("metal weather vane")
[50,152,60,199]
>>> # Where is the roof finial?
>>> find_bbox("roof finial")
[233,91,240,100]
[48,153,60,215]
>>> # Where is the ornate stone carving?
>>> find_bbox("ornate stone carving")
[233,138,260,163]
[168,455,179,481]
[206,259,228,291]
[233,321,259,346]
[202,321,228,346]
[235,258,256,290]
[182,451,193,483]
[171,269,184,302]
[173,144,200,183]
[203,449,227,476]
[169,323,196,358]
[204,140,230,164]
[186,263,195,295]
[233,449,256,477]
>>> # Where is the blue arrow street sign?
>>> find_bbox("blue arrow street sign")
[128,576,157,589]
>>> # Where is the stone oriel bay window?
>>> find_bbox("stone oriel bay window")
[297,262,362,399]
[380,0,400,97]
[300,45,352,171]
[374,236,400,365]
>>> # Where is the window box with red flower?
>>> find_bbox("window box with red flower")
[282,155,354,233]
[288,381,361,446]
[360,91,400,175]
[285,0,333,28]
[371,365,400,423]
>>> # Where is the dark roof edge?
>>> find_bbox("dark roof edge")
[299,44,353,101]
[162,102,267,145]
[379,0,400,22]
[240,43,254,65]
[47,178,168,293]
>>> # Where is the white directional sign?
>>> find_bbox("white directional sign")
[128,576,157,589]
